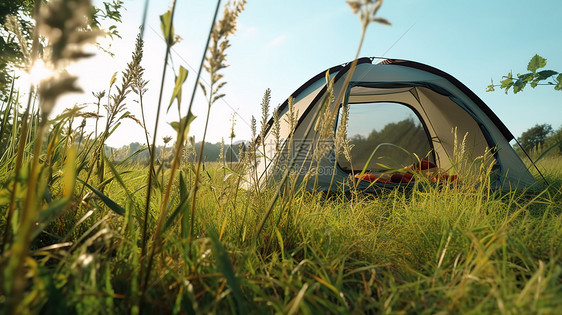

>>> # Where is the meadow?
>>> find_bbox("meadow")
[1,0,562,314]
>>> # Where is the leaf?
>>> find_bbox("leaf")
[530,78,540,88]
[160,10,176,46]
[531,70,558,88]
[527,54,546,73]
[168,66,189,112]
[346,0,361,14]
[199,82,207,97]
[555,74,562,90]
[77,178,125,216]
[164,190,190,231]
[486,79,495,92]
[209,227,248,314]
[103,154,135,207]
[107,121,121,138]
[165,172,190,233]
[169,112,196,140]
[179,170,188,203]
[500,76,514,93]
[512,78,526,94]
[63,147,77,198]
[38,197,70,223]
[372,17,391,26]
[223,172,235,182]
[518,72,534,83]
[212,93,225,104]
[537,70,558,80]
[109,72,118,87]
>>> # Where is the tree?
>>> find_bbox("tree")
[518,123,553,152]
[544,125,562,155]
[487,55,562,94]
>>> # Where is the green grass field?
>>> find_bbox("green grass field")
[1,132,561,313]
[1,0,562,314]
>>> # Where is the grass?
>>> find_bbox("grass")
[1,0,562,314]
[3,150,562,313]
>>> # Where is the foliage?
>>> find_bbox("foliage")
[1,0,562,314]
[546,126,562,155]
[104,140,244,164]
[90,0,124,39]
[517,124,562,158]
[518,123,554,152]
[345,118,432,171]
[487,54,562,94]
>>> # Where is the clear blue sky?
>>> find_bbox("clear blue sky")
[56,0,562,147]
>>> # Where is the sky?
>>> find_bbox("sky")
[33,0,562,147]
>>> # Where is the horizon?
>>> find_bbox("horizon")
[15,0,562,147]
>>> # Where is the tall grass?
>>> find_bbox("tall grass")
[0,0,561,314]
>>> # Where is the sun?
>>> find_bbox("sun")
[28,59,53,86]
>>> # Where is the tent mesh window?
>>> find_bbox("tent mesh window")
[337,102,435,172]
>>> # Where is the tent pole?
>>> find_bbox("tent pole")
[514,138,549,187]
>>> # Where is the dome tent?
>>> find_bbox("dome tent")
[250,58,537,192]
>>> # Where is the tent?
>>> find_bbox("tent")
[250,57,537,192]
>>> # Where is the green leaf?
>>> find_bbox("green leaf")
[38,198,70,223]
[530,79,539,88]
[531,70,558,88]
[486,79,495,92]
[537,70,558,80]
[169,112,196,140]
[103,153,136,208]
[518,72,534,82]
[165,171,191,234]
[500,76,514,93]
[167,66,189,112]
[209,227,248,314]
[77,178,125,216]
[63,147,77,198]
[164,190,190,232]
[179,170,188,203]
[555,74,562,90]
[160,10,176,46]
[527,54,546,73]
[512,78,527,94]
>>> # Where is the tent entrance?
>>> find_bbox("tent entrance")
[336,83,494,172]
[337,101,435,173]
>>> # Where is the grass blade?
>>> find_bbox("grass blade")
[77,178,125,216]
[209,227,248,314]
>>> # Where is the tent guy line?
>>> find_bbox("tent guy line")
[380,23,416,57]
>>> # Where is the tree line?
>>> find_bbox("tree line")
[517,123,562,154]
[105,141,245,165]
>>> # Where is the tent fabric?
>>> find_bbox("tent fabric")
[251,58,537,191]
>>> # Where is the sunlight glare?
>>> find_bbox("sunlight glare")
[29,59,53,86]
